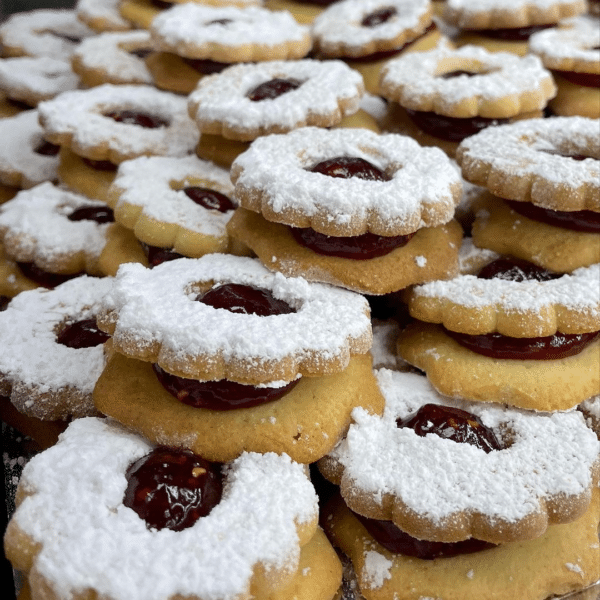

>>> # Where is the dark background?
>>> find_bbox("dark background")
[1,0,76,21]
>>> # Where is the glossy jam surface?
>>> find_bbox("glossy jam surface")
[477,256,561,282]
[505,199,600,233]
[17,262,82,289]
[34,140,60,156]
[123,447,223,531]
[104,110,168,129]
[362,7,397,27]
[182,186,235,212]
[196,282,295,317]
[247,78,302,101]
[397,403,503,453]
[67,205,115,223]
[309,155,390,182]
[406,108,508,142]
[82,157,118,172]
[291,226,414,259]
[445,327,600,360]
[475,23,554,41]
[353,510,497,559]
[56,318,110,349]
[139,242,184,268]
[182,56,230,75]
[153,363,300,410]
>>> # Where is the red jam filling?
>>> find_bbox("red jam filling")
[396,403,503,453]
[444,327,600,360]
[139,242,184,268]
[81,157,118,172]
[552,69,600,89]
[505,199,600,234]
[16,262,83,289]
[0,295,10,311]
[405,108,508,142]
[67,205,115,223]
[182,186,236,212]
[473,23,554,42]
[182,56,231,75]
[362,7,397,27]
[309,155,391,181]
[247,78,302,101]
[33,140,60,156]
[56,318,110,349]
[352,510,497,559]
[123,446,223,531]
[153,363,300,410]
[104,110,168,129]
[151,0,173,9]
[477,256,561,282]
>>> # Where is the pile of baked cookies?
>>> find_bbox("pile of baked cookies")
[0,0,598,599]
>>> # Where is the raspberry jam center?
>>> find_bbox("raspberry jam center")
[139,242,184,268]
[182,56,230,75]
[153,363,300,410]
[505,199,600,233]
[104,110,168,129]
[309,155,390,182]
[397,403,503,453]
[477,257,561,282]
[445,327,600,360]
[247,78,302,101]
[56,318,110,349]
[82,157,118,172]
[353,510,497,559]
[123,447,223,531]
[362,7,397,27]
[182,186,235,212]
[67,205,115,223]
[17,263,83,289]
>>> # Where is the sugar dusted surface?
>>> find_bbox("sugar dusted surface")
[37,84,198,160]
[75,0,131,31]
[103,254,371,368]
[110,155,234,236]
[188,59,364,133]
[0,110,59,188]
[328,369,600,524]
[0,182,112,265]
[445,0,584,16]
[231,127,461,234]
[0,276,112,393]
[12,417,318,600]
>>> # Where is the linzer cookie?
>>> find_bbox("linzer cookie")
[0,8,94,60]
[94,254,384,463]
[75,0,132,32]
[310,0,444,94]
[0,182,114,295]
[71,30,154,88]
[187,58,377,167]
[0,276,112,421]
[227,127,463,295]
[264,0,334,24]
[529,15,600,118]
[580,395,600,438]
[146,3,311,94]
[320,369,600,544]
[442,0,587,56]
[100,154,250,276]
[4,416,342,600]
[379,43,556,157]
[456,117,599,273]
[37,84,198,203]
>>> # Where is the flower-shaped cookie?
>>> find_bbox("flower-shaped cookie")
[75,0,132,32]
[320,369,600,543]
[4,417,341,600]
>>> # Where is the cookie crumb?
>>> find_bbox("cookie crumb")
[466,569,474,579]
[415,255,427,267]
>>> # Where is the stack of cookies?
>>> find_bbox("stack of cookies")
[0,1,598,600]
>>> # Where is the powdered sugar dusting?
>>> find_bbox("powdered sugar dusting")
[362,550,393,589]
[11,417,318,600]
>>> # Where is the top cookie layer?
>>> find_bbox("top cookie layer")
[456,116,600,211]
[97,253,373,383]
[230,127,463,236]
[310,0,433,58]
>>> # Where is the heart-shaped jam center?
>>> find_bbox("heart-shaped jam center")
[309,156,391,182]
[362,7,397,27]
[396,403,503,453]
[247,78,302,101]
[182,187,235,212]
[67,205,115,223]
[505,199,600,233]
[123,447,223,531]
[56,318,110,349]
[196,282,295,317]
[477,257,561,282]
[104,110,168,129]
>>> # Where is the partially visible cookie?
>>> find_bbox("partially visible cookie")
[75,0,132,32]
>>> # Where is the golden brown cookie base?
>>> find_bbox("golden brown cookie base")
[471,194,600,273]
[97,223,149,276]
[93,350,385,463]
[548,73,600,119]
[227,208,463,295]
[145,51,205,95]
[396,321,600,411]
[264,0,325,24]
[57,147,116,203]
[119,0,160,29]
[0,245,39,297]
[0,93,24,118]
[0,183,19,204]
[454,32,530,56]
[322,490,600,600]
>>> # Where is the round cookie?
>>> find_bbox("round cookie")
[528,15,600,118]
[227,126,464,295]
[442,0,587,56]
[4,416,342,600]
[0,276,113,421]
[75,0,132,32]
[147,4,312,94]
[319,368,600,544]
[379,43,556,157]
[71,30,154,88]
[264,0,333,24]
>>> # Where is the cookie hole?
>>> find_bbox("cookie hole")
[171,179,236,213]
[246,78,303,102]
[38,29,82,44]
[362,6,397,27]
[206,18,233,26]
[33,139,60,157]
[122,45,153,60]
[55,315,110,349]
[103,109,169,129]
[82,157,118,172]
